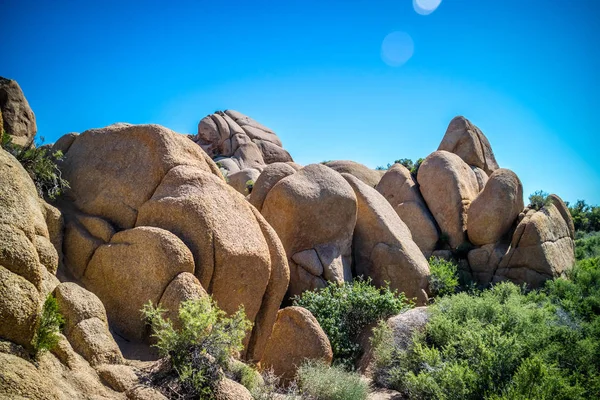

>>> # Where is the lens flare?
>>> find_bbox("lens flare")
[381,31,414,67]
[413,0,442,15]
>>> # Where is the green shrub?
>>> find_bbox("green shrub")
[245,179,255,194]
[574,231,600,260]
[428,257,459,298]
[293,279,411,367]
[568,200,600,233]
[1,132,69,200]
[296,360,368,400]
[228,360,262,393]
[528,190,552,211]
[32,295,64,355]
[142,297,252,398]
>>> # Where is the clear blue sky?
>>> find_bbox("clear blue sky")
[2,0,599,204]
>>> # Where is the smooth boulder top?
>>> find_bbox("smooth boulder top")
[0,77,37,147]
[324,160,383,187]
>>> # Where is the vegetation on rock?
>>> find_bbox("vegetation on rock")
[528,190,553,211]
[32,295,64,356]
[376,157,424,175]
[142,297,252,398]
[1,132,69,199]
[427,257,459,298]
[293,279,411,367]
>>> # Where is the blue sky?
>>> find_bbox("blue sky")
[2,0,599,204]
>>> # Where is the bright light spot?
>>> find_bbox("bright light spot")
[413,0,442,15]
[381,31,414,67]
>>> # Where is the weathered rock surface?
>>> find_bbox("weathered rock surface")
[493,195,575,288]
[438,116,499,175]
[325,160,383,187]
[343,174,430,305]
[418,151,480,249]
[248,162,297,212]
[260,307,333,383]
[0,77,36,147]
[376,163,439,257]
[227,167,261,195]
[215,378,253,400]
[261,164,357,296]
[467,168,524,246]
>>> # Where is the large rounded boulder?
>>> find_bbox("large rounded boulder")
[418,151,480,249]
[57,123,289,361]
[467,168,524,245]
[0,77,37,147]
[260,164,358,297]
[324,160,383,187]
[376,163,439,257]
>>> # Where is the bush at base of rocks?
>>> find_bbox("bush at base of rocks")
[293,279,412,368]
[427,257,459,298]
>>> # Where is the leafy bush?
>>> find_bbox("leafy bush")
[296,361,368,400]
[428,257,459,298]
[245,179,255,194]
[142,297,252,398]
[1,132,69,200]
[293,279,411,367]
[528,190,552,211]
[574,231,600,260]
[228,360,262,393]
[371,267,600,399]
[568,200,600,233]
[32,295,64,355]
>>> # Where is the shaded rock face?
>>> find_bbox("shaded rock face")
[260,164,357,297]
[376,164,439,257]
[324,160,383,187]
[438,116,499,175]
[260,306,333,383]
[418,151,480,249]
[192,110,293,194]
[57,123,289,361]
[343,174,430,305]
[0,77,37,147]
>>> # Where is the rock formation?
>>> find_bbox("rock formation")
[0,76,37,147]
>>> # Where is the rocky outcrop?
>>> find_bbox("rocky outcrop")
[260,307,333,383]
[418,151,480,249]
[376,163,439,257]
[0,77,36,147]
[57,123,289,360]
[438,116,499,175]
[248,162,297,212]
[324,160,383,187]
[467,169,524,246]
[158,272,207,330]
[493,195,575,288]
[260,164,357,297]
[215,378,253,400]
[343,174,430,305]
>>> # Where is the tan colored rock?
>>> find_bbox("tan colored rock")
[467,169,524,246]
[126,385,168,400]
[0,352,60,399]
[84,227,195,339]
[54,282,109,334]
[51,132,79,154]
[96,364,139,392]
[494,195,575,288]
[418,151,480,249]
[0,266,40,351]
[246,208,290,362]
[233,141,266,170]
[376,163,439,257]
[261,164,357,296]
[292,249,324,277]
[438,116,499,174]
[215,377,253,400]
[248,162,297,212]
[0,77,36,147]
[60,123,218,229]
[468,241,509,285]
[0,224,44,289]
[158,272,207,330]
[260,307,333,383]
[228,168,261,195]
[325,160,382,187]
[471,166,489,192]
[62,216,105,279]
[255,140,293,164]
[69,317,124,366]
[242,125,282,147]
[225,109,276,134]
[343,174,430,305]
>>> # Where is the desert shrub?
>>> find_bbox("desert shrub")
[574,231,600,260]
[396,158,414,171]
[142,297,252,398]
[427,257,459,298]
[32,295,64,355]
[411,157,424,175]
[372,274,600,399]
[528,190,552,211]
[293,279,411,367]
[1,132,69,200]
[296,360,368,400]
[568,200,600,233]
[228,360,262,393]
[245,179,255,194]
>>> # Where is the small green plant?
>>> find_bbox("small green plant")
[245,179,255,194]
[32,294,64,355]
[142,297,252,398]
[428,257,459,298]
[528,190,553,211]
[411,158,424,175]
[1,132,69,200]
[574,231,600,260]
[228,360,262,393]
[395,158,414,171]
[296,360,368,400]
[293,278,411,367]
